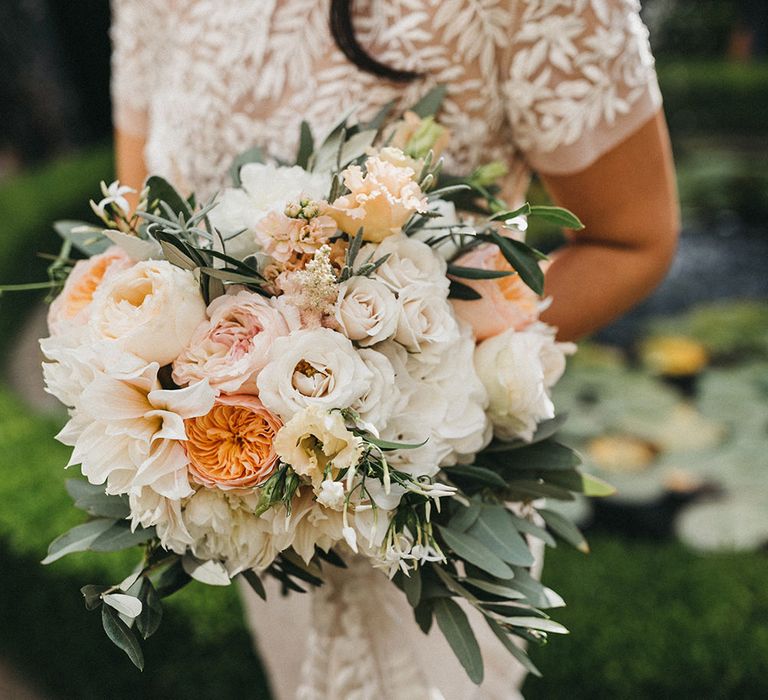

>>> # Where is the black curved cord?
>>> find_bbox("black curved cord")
[329,0,421,83]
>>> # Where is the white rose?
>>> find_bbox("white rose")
[394,283,459,353]
[256,328,373,419]
[365,233,449,293]
[88,260,206,366]
[334,276,399,346]
[316,479,346,511]
[351,348,400,430]
[475,324,575,441]
[209,163,331,259]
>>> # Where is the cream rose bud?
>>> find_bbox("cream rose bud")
[328,155,428,243]
[394,284,460,353]
[334,276,398,346]
[365,234,449,293]
[256,327,373,420]
[274,406,364,488]
[88,260,206,366]
[172,290,293,393]
[474,325,576,442]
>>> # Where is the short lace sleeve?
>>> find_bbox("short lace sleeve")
[110,0,165,136]
[501,0,662,175]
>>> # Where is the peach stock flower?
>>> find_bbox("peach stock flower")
[328,154,428,242]
[450,244,541,342]
[47,246,132,335]
[184,394,282,490]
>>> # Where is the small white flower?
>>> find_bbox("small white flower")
[316,480,346,511]
[342,525,359,553]
[90,180,135,221]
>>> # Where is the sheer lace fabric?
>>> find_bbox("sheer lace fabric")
[111,1,660,697]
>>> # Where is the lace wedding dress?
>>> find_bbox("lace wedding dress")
[111,1,661,697]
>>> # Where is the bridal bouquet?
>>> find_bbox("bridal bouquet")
[39,89,611,682]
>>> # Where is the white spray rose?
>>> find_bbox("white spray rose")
[333,275,399,346]
[474,324,575,441]
[88,260,206,366]
[365,233,449,293]
[351,348,400,430]
[209,163,330,259]
[256,328,372,420]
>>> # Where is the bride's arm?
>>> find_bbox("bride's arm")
[115,128,148,212]
[538,111,679,341]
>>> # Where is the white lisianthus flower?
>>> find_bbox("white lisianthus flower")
[351,348,400,430]
[475,323,575,441]
[57,362,216,499]
[333,275,398,346]
[394,283,459,353]
[172,290,294,393]
[88,260,206,366]
[273,406,364,487]
[365,233,449,293]
[256,328,372,420]
[316,479,346,511]
[209,163,330,259]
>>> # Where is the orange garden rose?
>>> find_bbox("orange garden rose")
[450,244,541,341]
[185,394,282,490]
[47,246,132,335]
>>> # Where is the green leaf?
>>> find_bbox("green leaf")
[414,600,434,634]
[135,579,163,640]
[488,203,531,222]
[540,508,589,553]
[73,491,130,520]
[504,479,575,501]
[504,616,569,634]
[487,231,544,295]
[508,566,565,609]
[103,593,143,619]
[529,205,584,230]
[436,526,514,579]
[486,619,542,677]
[102,604,145,671]
[489,414,569,449]
[240,570,267,601]
[81,584,110,611]
[229,147,265,187]
[463,578,525,600]
[581,472,617,497]
[508,514,556,548]
[467,508,535,567]
[361,434,427,451]
[449,501,482,532]
[152,559,191,598]
[53,220,110,256]
[146,176,192,218]
[295,121,314,168]
[89,522,156,552]
[478,440,581,473]
[433,597,484,684]
[42,518,116,564]
[402,569,422,608]
[410,85,448,118]
[447,264,514,280]
[445,465,508,489]
[339,129,377,167]
[448,278,482,300]
[362,99,395,131]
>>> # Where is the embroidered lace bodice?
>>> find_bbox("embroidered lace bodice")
[112,0,660,203]
[111,2,660,698]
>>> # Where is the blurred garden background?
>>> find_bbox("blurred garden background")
[1,0,767,697]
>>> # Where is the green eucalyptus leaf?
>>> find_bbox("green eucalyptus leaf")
[43,518,116,564]
[468,508,535,567]
[410,84,448,118]
[402,569,422,608]
[436,526,514,580]
[447,264,514,280]
[478,440,581,472]
[295,121,314,168]
[486,619,542,677]
[529,205,584,230]
[462,578,525,599]
[89,522,156,552]
[146,175,192,218]
[74,492,130,520]
[449,501,482,532]
[508,566,565,609]
[448,279,482,300]
[540,508,589,553]
[102,604,145,671]
[433,597,484,685]
[81,584,110,611]
[487,231,544,295]
[508,515,557,548]
[53,220,110,256]
[488,203,531,222]
[135,579,163,639]
[505,616,569,634]
[152,559,191,598]
[339,129,377,166]
[229,146,265,187]
[240,569,267,601]
[414,599,434,634]
[504,479,575,501]
[445,465,508,489]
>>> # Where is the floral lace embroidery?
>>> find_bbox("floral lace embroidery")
[111,0,660,200]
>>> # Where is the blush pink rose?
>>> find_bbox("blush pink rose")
[47,246,132,335]
[172,290,295,393]
[450,244,541,342]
